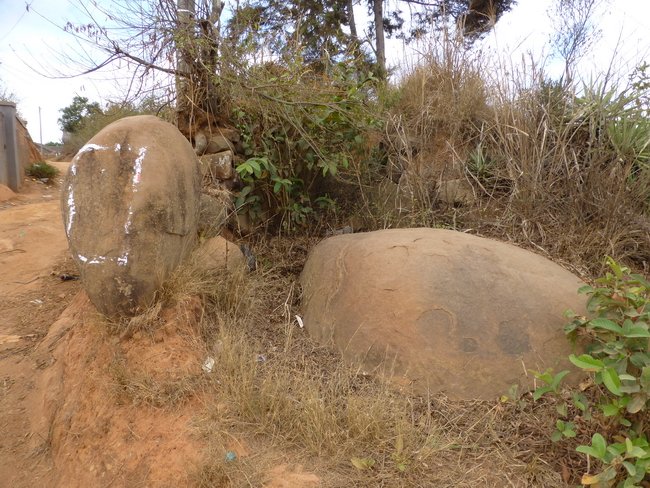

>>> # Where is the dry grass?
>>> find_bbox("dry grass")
[109,355,204,408]
[465,79,650,278]
[370,40,650,280]
[185,236,579,487]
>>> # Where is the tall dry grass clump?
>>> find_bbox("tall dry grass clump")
[395,42,488,146]
[473,78,650,275]
[385,40,487,189]
[379,40,649,277]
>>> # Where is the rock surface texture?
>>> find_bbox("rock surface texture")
[300,228,586,400]
[193,236,246,273]
[61,115,201,317]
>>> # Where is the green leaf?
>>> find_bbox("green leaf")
[622,461,637,476]
[572,392,589,412]
[626,395,647,414]
[601,368,623,396]
[632,354,650,369]
[569,354,605,372]
[627,445,649,459]
[619,374,637,382]
[589,318,623,334]
[578,285,594,294]
[581,466,617,484]
[551,430,563,442]
[533,386,552,401]
[551,370,570,389]
[601,402,620,416]
[624,326,650,338]
[579,433,607,460]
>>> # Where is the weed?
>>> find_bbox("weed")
[229,62,382,232]
[25,161,59,181]
[534,257,650,486]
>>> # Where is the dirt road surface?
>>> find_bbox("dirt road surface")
[0,163,80,487]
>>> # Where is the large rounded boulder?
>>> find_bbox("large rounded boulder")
[62,115,201,317]
[300,228,586,400]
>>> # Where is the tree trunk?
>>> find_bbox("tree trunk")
[176,0,195,136]
[373,0,386,79]
[348,0,358,42]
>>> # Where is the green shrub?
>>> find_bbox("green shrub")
[231,63,382,231]
[25,161,59,181]
[534,258,650,487]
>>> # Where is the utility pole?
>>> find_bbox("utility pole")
[38,106,43,148]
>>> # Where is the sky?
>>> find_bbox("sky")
[1,0,650,144]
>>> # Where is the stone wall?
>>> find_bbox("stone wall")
[0,101,42,191]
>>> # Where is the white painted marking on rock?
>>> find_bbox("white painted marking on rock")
[132,147,147,189]
[77,255,114,265]
[124,207,134,234]
[65,184,76,238]
[78,143,107,154]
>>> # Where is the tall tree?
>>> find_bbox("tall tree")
[373,0,386,77]
[368,0,518,79]
[226,0,354,68]
[58,96,102,134]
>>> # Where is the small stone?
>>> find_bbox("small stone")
[194,132,208,155]
[205,134,234,154]
[199,151,234,180]
[198,193,230,238]
[193,236,247,272]
[437,178,476,205]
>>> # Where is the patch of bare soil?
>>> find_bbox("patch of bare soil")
[0,167,80,486]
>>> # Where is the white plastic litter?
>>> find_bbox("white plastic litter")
[202,356,215,373]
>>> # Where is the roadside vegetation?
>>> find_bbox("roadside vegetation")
[51,0,650,485]
[25,161,59,182]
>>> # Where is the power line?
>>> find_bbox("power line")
[0,1,35,43]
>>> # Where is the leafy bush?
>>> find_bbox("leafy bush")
[535,258,650,487]
[25,161,59,181]
[230,63,382,231]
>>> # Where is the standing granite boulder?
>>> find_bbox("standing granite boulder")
[300,228,586,400]
[62,115,201,317]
